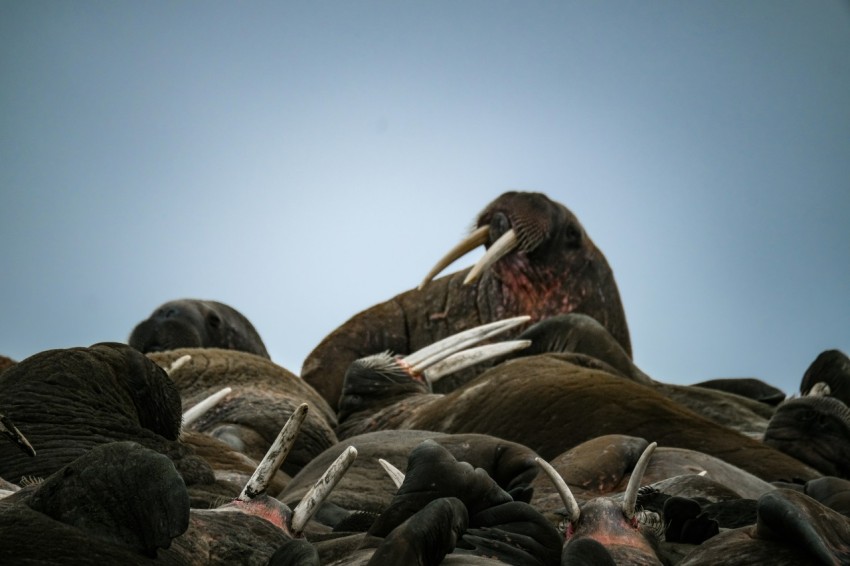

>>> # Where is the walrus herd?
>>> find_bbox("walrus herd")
[1,191,849,565]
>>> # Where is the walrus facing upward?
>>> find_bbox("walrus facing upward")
[129,299,270,359]
[302,191,631,410]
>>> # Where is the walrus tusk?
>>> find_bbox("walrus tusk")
[0,413,36,457]
[166,354,192,376]
[535,456,581,524]
[182,387,232,428]
[419,225,490,289]
[464,228,518,285]
[807,382,832,397]
[403,315,530,374]
[425,340,532,383]
[622,442,657,520]
[378,458,405,489]
[290,446,358,536]
[238,403,309,501]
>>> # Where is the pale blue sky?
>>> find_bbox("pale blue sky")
[2,2,848,394]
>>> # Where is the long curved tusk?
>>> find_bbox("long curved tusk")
[290,446,358,536]
[378,458,406,489]
[166,354,192,376]
[535,457,581,524]
[622,442,657,520]
[463,228,518,285]
[0,413,36,457]
[419,225,490,290]
[402,315,530,374]
[425,340,532,383]
[182,387,232,428]
[238,404,309,501]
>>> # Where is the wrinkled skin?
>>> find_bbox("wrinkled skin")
[0,343,197,482]
[800,349,850,406]
[763,395,850,479]
[302,191,631,409]
[278,430,539,524]
[129,299,270,359]
[149,348,337,477]
[0,441,190,563]
[678,488,850,565]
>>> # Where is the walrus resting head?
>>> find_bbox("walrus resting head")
[129,299,270,359]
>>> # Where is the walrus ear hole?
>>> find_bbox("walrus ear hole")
[206,313,221,329]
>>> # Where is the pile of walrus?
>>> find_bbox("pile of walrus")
[1,192,849,565]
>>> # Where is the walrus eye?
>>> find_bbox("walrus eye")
[207,313,221,328]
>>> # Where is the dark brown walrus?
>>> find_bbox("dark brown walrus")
[339,352,820,483]
[302,191,631,409]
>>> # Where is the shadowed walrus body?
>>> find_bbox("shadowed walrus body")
[341,354,819,483]
[302,192,631,409]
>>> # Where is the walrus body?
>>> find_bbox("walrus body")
[302,192,631,409]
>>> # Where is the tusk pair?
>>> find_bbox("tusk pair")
[807,382,831,397]
[424,340,532,383]
[419,226,519,289]
[401,316,531,382]
[535,441,657,526]
[235,403,358,537]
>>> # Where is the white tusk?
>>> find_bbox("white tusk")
[402,315,530,374]
[182,387,232,428]
[290,446,358,536]
[378,458,405,489]
[424,340,532,383]
[419,225,490,290]
[535,457,581,524]
[238,403,309,501]
[622,442,657,520]
[807,382,831,397]
[463,228,518,285]
[166,354,192,376]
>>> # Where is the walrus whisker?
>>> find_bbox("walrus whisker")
[290,446,358,536]
[378,458,405,489]
[424,340,532,383]
[535,456,581,524]
[403,315,530,373]
[182,387,232,428]
[238,403,308,501]
[418,225,490,289]
[622,442,657,520]
[464,228,518,285]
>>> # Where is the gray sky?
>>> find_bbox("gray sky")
[2,2,849,395]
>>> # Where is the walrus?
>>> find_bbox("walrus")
[129,299,270,359]
[799,348,850,406]
[512,313,775,436]
[763,395,850,478]
[148,348,337,477]
[338,352,820,483]
[302,191,631,409]
[676,488,850,565]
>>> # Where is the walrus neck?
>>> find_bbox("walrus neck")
[485,251,586,322]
